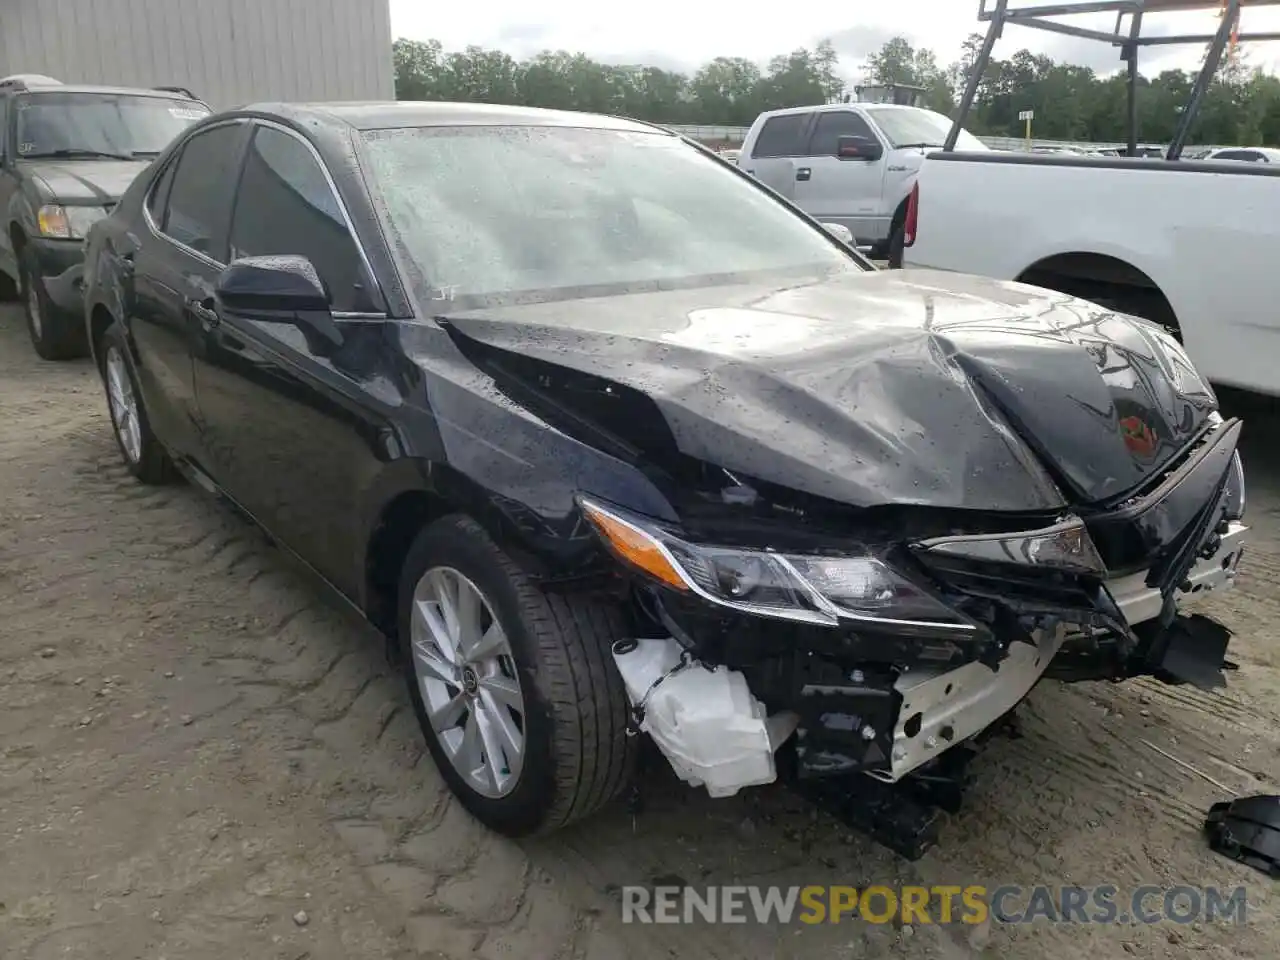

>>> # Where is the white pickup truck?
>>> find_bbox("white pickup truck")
[902,151,1280,396]
[739,103,988,260]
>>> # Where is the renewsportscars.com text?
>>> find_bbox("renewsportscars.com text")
[621,884,1248,926]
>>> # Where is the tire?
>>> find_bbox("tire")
[886,221,906,269]
[98,321,178,484]
[398,514,636,837]
[19,244,84,360]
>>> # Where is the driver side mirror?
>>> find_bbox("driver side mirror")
[214,255,343,347]
[836,136,883,162]
[819,222,854,245]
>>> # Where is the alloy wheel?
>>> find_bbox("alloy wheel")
[410,566,527,798]
[105,346,142,464]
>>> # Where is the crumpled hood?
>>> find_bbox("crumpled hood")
[20,159,149,204]
[439,268,1216,513]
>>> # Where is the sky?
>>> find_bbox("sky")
[389,0,1280,80]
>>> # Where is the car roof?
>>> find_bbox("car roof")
[10,83,202,100]
[1207,145,1280,158]
[755,102,930,120]
[238,100,672,135]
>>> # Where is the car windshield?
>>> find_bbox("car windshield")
[14,92,210,159]
[862,106,988,151]
[359,125,863,306]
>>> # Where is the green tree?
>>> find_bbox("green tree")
[390,35,1280,148]
[690,57,763,126]
[867,37,919,86]
[392,39,444,100]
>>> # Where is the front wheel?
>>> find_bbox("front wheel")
[99,322,177,484]
[20,246,84,360]
[398,514,636,837]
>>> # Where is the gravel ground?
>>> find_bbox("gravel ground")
[1,302,1277,960]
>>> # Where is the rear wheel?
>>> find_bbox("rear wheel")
[886,222,906,269]
[398,514,635,837]
[99,322,178,484]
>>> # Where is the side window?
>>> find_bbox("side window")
[159,123,246,261]
[228,126,373,313]
[0,97,8,159]
[808,111,877,156]
[751,114,809,159]
[146,151,180,221]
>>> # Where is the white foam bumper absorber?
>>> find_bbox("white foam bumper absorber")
[612,637,799,798]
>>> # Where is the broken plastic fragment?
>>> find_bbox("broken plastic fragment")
[611,637,798,797]
[1204,795,1280,878]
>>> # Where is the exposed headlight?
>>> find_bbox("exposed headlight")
[915,515,1106,576]
[577,496,977,632]
[1224,450,1245,521]
[36,204,108,239]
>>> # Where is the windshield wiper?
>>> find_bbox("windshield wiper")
[894,142,944,150]
[22,148,136,161]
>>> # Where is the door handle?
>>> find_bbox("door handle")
[796,167,812,181]
[119,251,135,277]
[186,296,218,328]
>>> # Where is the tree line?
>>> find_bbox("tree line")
[394,35,1280,146]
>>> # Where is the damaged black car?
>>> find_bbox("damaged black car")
[82,101,1248,847]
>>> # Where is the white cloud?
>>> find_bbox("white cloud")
[390,0,1280,77]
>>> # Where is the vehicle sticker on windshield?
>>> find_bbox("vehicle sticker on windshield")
[169,107,208,121]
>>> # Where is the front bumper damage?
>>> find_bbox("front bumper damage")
[603,417,1248,854]
[31,236,87,315]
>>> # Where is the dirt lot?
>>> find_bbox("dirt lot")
[1,303,1277,960]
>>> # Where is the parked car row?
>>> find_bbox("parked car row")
[0,74,211,357]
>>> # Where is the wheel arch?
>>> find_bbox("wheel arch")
[363,484,451,639]
[1014,250,1180,335]
[889,192,911,235]
[359,461,593,644]
[88,301,116,368]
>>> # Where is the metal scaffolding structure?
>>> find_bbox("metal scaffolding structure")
[943,0,1280,159]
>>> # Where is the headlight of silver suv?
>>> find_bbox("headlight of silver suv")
[577,495,977,632]
[36,204,109,239]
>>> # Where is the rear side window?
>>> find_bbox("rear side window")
[808,111,877,156]
[751,114,808,158]
[228,126,373,313]
[147,154,179,220]
[157,122,246,261]
[0,97,8,158]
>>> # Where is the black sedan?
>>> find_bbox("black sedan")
[82,101,1248,844]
